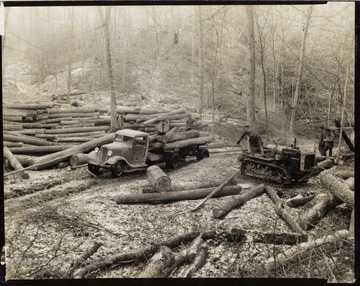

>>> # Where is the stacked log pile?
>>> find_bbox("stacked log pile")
[3,100,212,171]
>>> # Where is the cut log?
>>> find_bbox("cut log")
[4,141,24,148]
[48,107,98,114]
[155,121,170,134]
[139,107,170,114]
[349,209,354,239]
[27,133,115,170]
[146,165,171,192]
[212,184,265,218]
[9,145,72,155]
[228,228,308,245]
[296,193,340,230]
[180,244,208,278]
[69,153,90,167]
[161,130,200,143]
[137,246,175,278]
[44,126,109,134]
[4,102,54,110]
[335,170,354,180]
[56,137,98,143]
[143,108,186,126]
[125,113,167,122]
[163,136,212,150]
[265,186,304,233]
[320,172,354,207]
[207,142,224,149]
[116,185,242,204]
[116,105,141,114]
[55,131,106,138]
[4,146,29,179]
[15,155,38,167]
[3,123,23,131]
[263,230,349,273]
[3,133,54,146]
[15,129,45,135]
[286,193,316,208]
[73,230,215,278]
[47,112,99,119]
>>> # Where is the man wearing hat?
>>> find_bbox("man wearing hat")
[237,125,264,156]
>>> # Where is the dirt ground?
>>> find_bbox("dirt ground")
[3,141,355,281]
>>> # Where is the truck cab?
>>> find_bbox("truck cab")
[88,129,149,177]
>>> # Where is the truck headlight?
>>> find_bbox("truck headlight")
[107,150,113,156]
[95,147,99,153]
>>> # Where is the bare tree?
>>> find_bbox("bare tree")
[288,5,313,136]
[98,7,117,131]
[66,7,75,102]
[246,6,256,128]
[197,6,205,115]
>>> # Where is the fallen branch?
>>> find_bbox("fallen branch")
[179,244,208,277]
[286,193,316,208]
[263,230,349,273]
[265,186,304,234]
[191,170,240,211]
[320,173,354,207]
[212,184,265,219]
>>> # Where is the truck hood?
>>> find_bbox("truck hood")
[102,141,130,152]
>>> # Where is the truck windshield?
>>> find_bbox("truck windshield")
[115,135,131,142]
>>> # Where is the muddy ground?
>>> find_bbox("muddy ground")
[3,144,355,282]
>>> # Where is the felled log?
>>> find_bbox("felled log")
[317,159,335,169]
[4,141,23,148]
[163,136,212,150]
[73,230,215,278]
[146,165,171,192]
[44,126,109,134]
[345,177,354,191]
[179,244,208,278]
[47,112,99,119]
[69,153,90,167]
[116,105,141,114]
[296,193,340,230]
[22,133,115,171]
[56,137,97,143]
[320,173,354,208]
[139,107,170,114]
[60,120,80,125]
[3,115,24,122]
[116,185,242,204]
[228,228,308,245]
[137,246,175,278]
[4,146,29,179]
[3,133,54,146]
[55,131,106,138]
[125,113,167,122]
[9,145,72,155]
[265,186,304,233]
[335,170,354,180]
[161,130,200,143]
[143,108,186,126]
[207,142,225,149]
[4,102,54,110]
[212,184,265,218]
[3,123,23,131]
[155,121,170,134]
[15,155,38,167]
[21,122,43,129]
[263,230,349,273]
[286,193,316,208]
[16,129,45,135]
[48,107,98,114]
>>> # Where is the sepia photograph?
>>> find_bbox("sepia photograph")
[2,2,355,282]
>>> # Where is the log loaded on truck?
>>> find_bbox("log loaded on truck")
[87,129,210,177]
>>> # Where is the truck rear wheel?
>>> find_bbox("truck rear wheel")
[196,148,209,161]
[111,160,125,178]
[166,153,181,169]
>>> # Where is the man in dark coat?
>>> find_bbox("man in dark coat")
[237,125,264,155]
[321,128,335,157]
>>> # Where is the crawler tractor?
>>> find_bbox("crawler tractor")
[239,141,317,186]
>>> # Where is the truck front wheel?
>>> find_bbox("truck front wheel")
[196,149,210,161]
[166,153,181,169]
[111,160,125,178]
[88,164,100,174]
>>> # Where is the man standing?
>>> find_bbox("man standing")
[185,114,197,131]
[237,125,264,156]
[321,128,335,157]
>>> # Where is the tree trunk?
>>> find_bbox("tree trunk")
[197,6,204,115]
[116,185,242,204]
[66,7,75,102]
[320,173,354,207]
[286,193,316,208]
[4,146,29,179]
[3,133,54,146]
[69,153,90,167]
[246,6,256,128]
[289,5,313,136]
[146,165,172,192]
[98,7,117,132]
[334,119,354,152]
[265,186,304,233]
[212,184,265,218]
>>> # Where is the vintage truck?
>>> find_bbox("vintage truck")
[87,129,210,177]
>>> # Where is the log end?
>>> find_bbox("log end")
[21,172,30,179]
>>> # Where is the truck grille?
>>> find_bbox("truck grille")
[99,147,108,164]
[303,154,316,170]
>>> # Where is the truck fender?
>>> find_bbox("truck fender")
[87,151,98,161]
[106,156,129,166]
